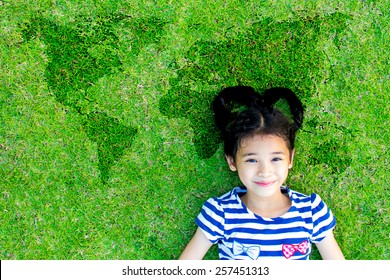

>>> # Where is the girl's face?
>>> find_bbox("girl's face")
[226,134,294,199]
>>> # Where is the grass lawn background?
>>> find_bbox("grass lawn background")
[0,0,388,259]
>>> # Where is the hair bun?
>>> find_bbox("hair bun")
[262,87,304,130]
[212,86,261,132]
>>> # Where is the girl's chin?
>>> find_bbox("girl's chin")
[248,186,280,197]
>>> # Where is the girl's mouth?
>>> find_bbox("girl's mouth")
[254,181,275,187]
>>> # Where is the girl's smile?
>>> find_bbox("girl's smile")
[254,181,276,187]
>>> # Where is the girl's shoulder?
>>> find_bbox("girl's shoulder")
[286,187,331,213]
[286,187,321,202]
[204,187,246,209]
[219,186,246,201]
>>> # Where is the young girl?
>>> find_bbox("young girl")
[179,86,344,260]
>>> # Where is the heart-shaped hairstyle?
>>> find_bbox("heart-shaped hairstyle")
[212,86,304,160]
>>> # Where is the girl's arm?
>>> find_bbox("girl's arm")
[315,231,345,260]
[179,227,213,260]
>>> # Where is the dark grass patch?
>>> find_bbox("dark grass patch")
[19,13,166,184]
[307,139,352,174]
[83,112,137,184]
[159,13,351,163]
[305,119,355,174]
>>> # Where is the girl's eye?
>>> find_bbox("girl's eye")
[272,158,282,162]
[246,159,257,163]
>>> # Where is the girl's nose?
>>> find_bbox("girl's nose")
[257,162,272,177]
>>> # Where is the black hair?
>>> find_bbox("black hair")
[212,86,304,160]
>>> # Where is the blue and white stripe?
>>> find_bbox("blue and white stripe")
[195,186,336,260]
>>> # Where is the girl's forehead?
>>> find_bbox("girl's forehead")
[238,134,290,153]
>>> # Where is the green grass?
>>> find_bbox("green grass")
[0,0,389,260]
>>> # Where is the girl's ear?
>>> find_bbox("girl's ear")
[225,155,237,171]
[289,149,295,169]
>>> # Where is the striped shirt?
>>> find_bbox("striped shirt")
[195,186,336,260]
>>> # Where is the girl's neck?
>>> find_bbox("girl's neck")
[241,190,291,219]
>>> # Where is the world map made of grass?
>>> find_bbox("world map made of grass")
[20,12,352,184]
